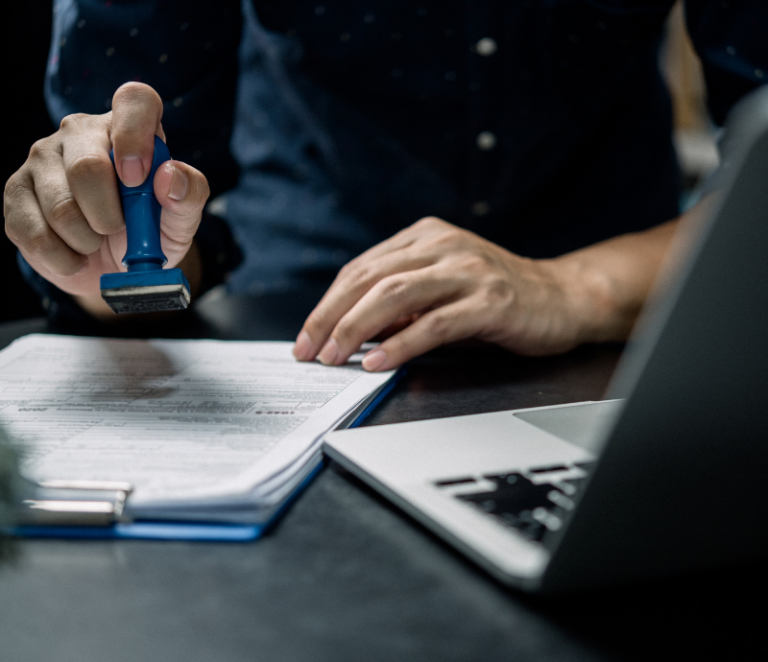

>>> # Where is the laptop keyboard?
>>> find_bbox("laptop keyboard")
[434,463,592,542]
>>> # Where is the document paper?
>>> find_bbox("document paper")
[0,335,395,522]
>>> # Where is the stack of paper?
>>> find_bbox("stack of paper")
[0,335,396,535]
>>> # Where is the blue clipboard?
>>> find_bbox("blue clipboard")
[13,367,404,542]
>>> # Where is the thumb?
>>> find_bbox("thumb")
[111,82,165,187]
[153,160,210,256]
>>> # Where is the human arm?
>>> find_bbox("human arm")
[292,202,714,371]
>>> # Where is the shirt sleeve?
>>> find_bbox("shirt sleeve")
[686,0,768,126]
[46,0,243,197]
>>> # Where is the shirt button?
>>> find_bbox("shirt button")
[475,37,498,56]
[476,131,497,150]
[471,201,490,216]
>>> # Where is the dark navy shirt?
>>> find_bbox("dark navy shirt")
[46,1,768,294]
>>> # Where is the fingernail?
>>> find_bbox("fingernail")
[120,156,145,187]
[318,338,340,366]
[293,330,313,361]
[362,348,388,372]
[167,163,188,201]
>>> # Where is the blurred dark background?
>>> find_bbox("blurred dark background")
[1,2,53,322]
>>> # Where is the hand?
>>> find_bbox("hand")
[3,82,209,307]
[293,217,616,371]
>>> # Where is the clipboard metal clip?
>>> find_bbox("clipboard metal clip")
[18,480,134,527]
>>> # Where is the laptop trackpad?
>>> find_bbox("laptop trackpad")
[513,400,623,453]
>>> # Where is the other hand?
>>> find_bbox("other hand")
[293,217,618,371]
[4,82,209,304]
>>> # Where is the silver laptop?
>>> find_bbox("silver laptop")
[323,87,768,592]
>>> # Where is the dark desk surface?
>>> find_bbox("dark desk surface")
[0,289,764,662]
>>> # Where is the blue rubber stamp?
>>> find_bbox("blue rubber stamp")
[100,136,191,313]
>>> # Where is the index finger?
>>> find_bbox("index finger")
[60,117,124,236]
[294,248,433,361]
[110,83,166,187]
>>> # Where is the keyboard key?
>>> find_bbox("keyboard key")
[456,473,562,541]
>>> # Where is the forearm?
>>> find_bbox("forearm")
[549,198,712,345]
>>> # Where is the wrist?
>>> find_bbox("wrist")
[547,219,682,346]
[544,254,630,346]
